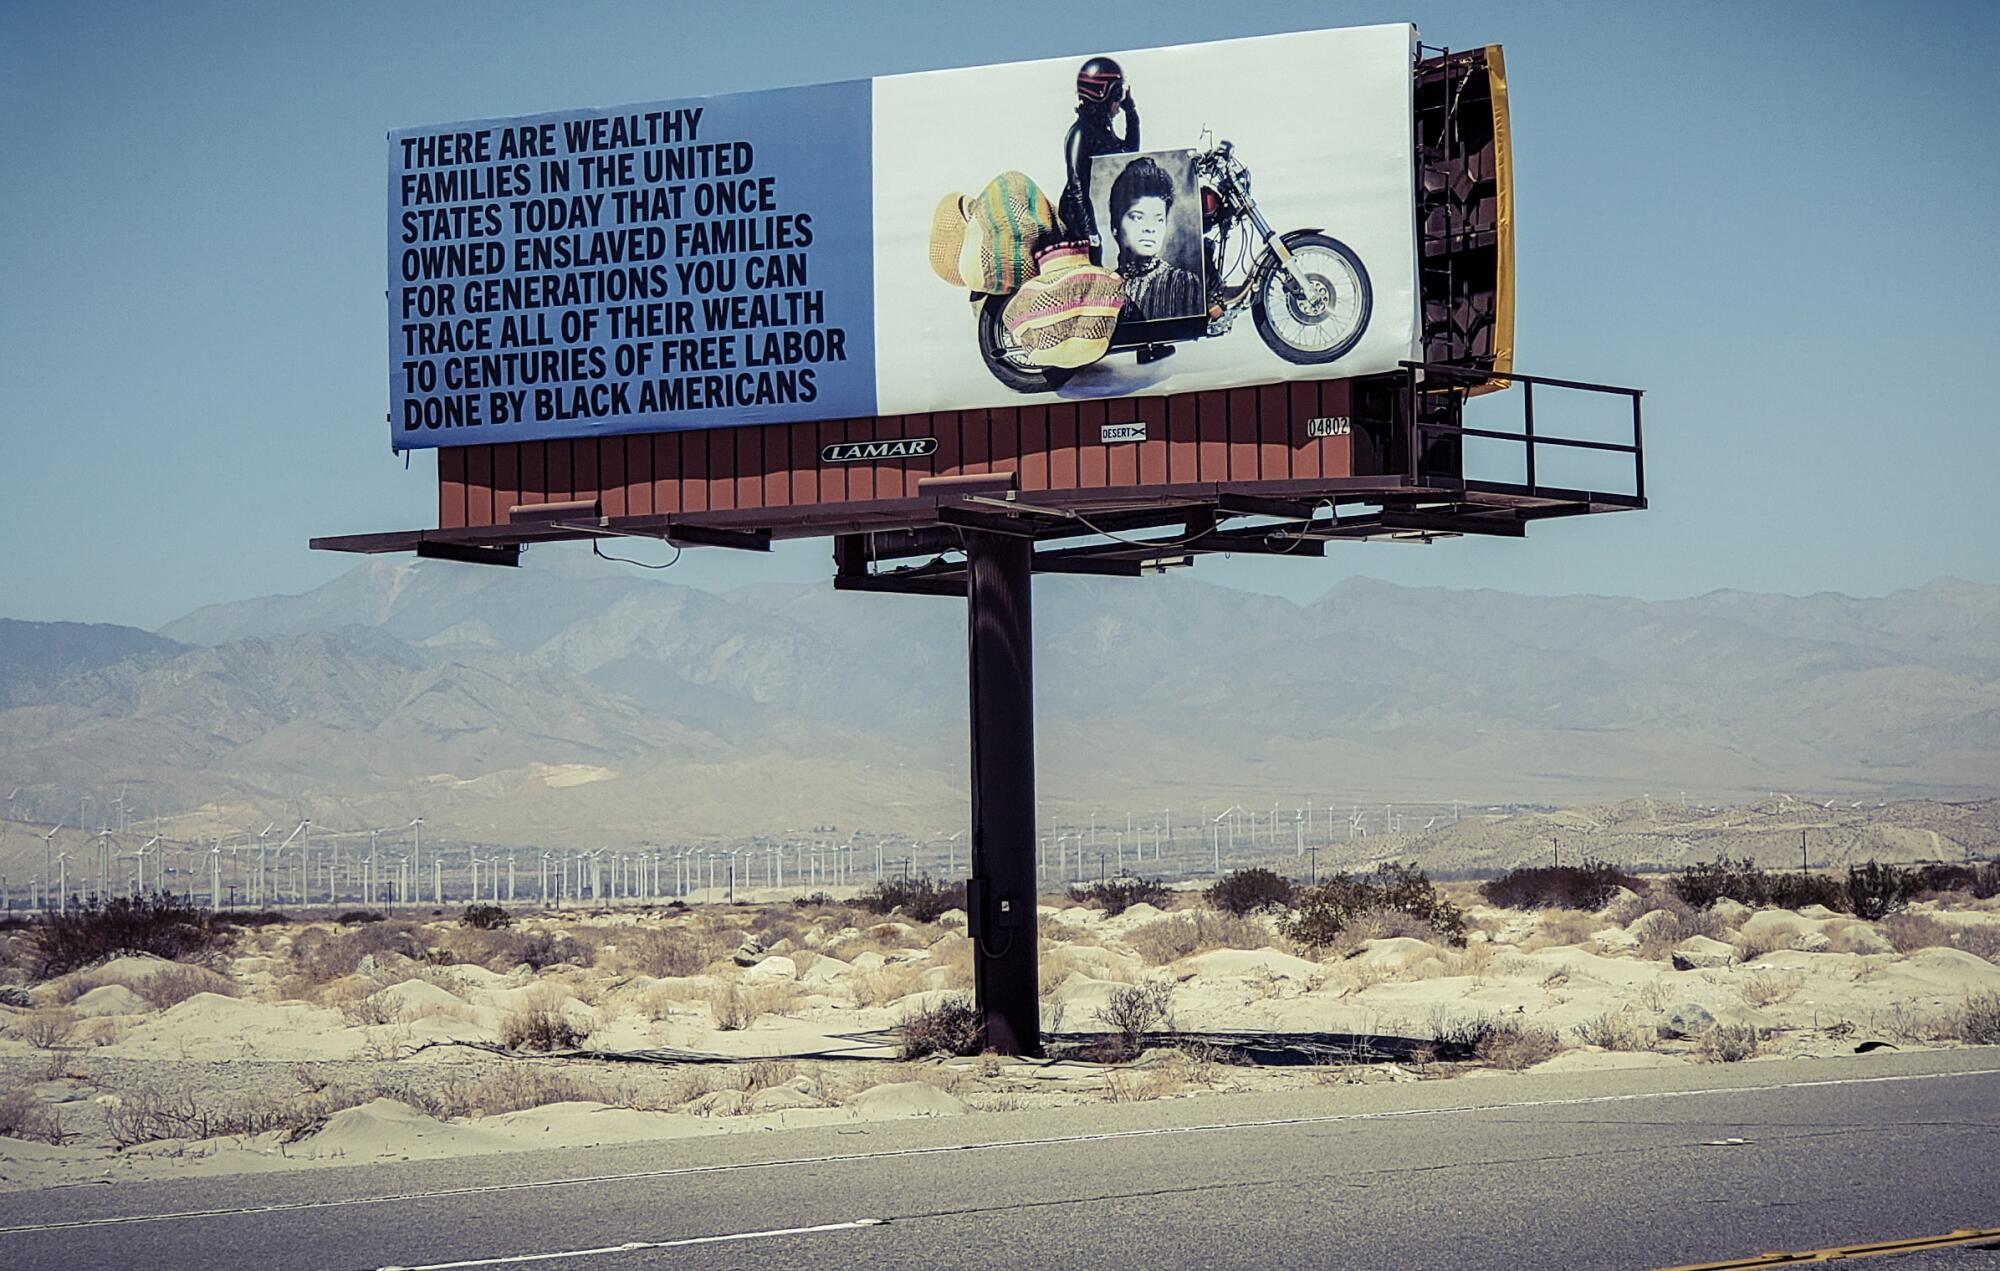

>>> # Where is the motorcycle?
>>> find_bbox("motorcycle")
[979,138,1372,393]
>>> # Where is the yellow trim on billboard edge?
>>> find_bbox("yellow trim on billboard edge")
[1474,43,1516,395]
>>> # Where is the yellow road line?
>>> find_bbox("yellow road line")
[1658,1225,2000,1268]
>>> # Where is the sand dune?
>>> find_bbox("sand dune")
[2,885,1996,1191]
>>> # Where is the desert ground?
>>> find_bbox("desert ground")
[2,873,1998,1194]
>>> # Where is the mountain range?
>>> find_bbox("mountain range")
[1,555,1994,850]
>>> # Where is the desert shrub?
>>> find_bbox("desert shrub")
[138,964,238,1009]
[104,1086,343,1147]
[1845,860,1911,921]
[793,891,836,908]
[1571,1011,1650,1051]
[707,981,799,1030]
[218,910,290,929]
[1737,968,1803,1007]
[854,877,966,924]
[1957,993,2000,1045]
[18,1008,76,1048]
[1093,980,1175,1059]
[1125,911,1270,965]
[1067,878,1173,918]
[899,994,984,1059]
[1521,908,1599,951]
[1205,868,1297,917]
[1766,872,1850,913]
[1480,859,1640,911]
[335,911,386,925]
[500,995,591,1052]
[0,1089,69,1145]
[1951,926,2000,963]
[1698,1023,1761,1063]
[618,927,726,977]
[287,921,427,987]
[1285,863,1467,949]
[1630,892,1727,960]
[1905,862,2000,900]
[1878,912,1951,952]
[516,931,573,970]
[747,911,804,944]
[30,892,233,979]
[460,904,512,930]
[1671,858,1771,911]
[852,963,929,1008]
[1475,1018,1562,1070]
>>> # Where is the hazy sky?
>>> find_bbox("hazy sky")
[4,1,1995,629]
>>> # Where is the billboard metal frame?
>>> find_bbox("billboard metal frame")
[316,41,1648,1057]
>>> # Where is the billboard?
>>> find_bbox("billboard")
[389,23,1417,451]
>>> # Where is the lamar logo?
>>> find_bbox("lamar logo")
[1306,416,1352,438]
[821,437,939,463]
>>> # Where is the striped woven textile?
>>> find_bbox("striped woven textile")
[927,172,1058,294]
[1002,243,1124,368]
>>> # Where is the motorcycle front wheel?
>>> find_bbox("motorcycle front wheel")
[1251,232,1372,365]
[977,293,1077,394]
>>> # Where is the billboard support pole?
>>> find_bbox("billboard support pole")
[964,530,1040,1056]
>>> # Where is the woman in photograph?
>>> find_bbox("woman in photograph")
[1108,156,1202,322]
[1061,56,1140,255]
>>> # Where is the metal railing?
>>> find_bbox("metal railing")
[1400,361,1646,503]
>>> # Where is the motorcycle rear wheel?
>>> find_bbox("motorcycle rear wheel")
[1251,232,1371,365]
[978,293,1077,394]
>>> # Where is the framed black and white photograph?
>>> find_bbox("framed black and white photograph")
[1087,148,1206,322]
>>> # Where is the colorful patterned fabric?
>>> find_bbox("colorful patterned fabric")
[927,194,973,288]
[927,172,1058,295]
[1002,243,1124,368]
[968,171,1057,294]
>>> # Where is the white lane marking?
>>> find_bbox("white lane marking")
[4,1066,1995,1237]
[375,1218,885,1270]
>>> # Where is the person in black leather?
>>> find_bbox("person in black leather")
[1061,56,1140,260]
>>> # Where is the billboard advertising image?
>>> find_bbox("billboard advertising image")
[389,23,1416,451]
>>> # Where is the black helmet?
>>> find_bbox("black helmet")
[1076,57,1126,107]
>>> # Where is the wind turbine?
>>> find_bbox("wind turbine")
[42,821,62,906]
[136,834,161,894]
[256,823,276,906]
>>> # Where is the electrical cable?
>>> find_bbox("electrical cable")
[592,538,682,570]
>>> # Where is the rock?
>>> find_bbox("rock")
[747,955,797,980]
[0,986,36,1008]
[732,939,766,968]
[1628,909,1679,944]
[764,937,796,956]
[1799,904,1841,920]
[799,955,851,986]
[1791,931,1832,953]
[1593,926,1641,950]
[1117,903,1166,923]
[1671,935,1736,970]
[1658,1001,1716,1039]
[71,984,150,1017]
[1710,898,1754,926]
[934,909,968,929]
[850,952,888,971]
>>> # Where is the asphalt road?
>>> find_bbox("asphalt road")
[2,1049,1996,1270]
